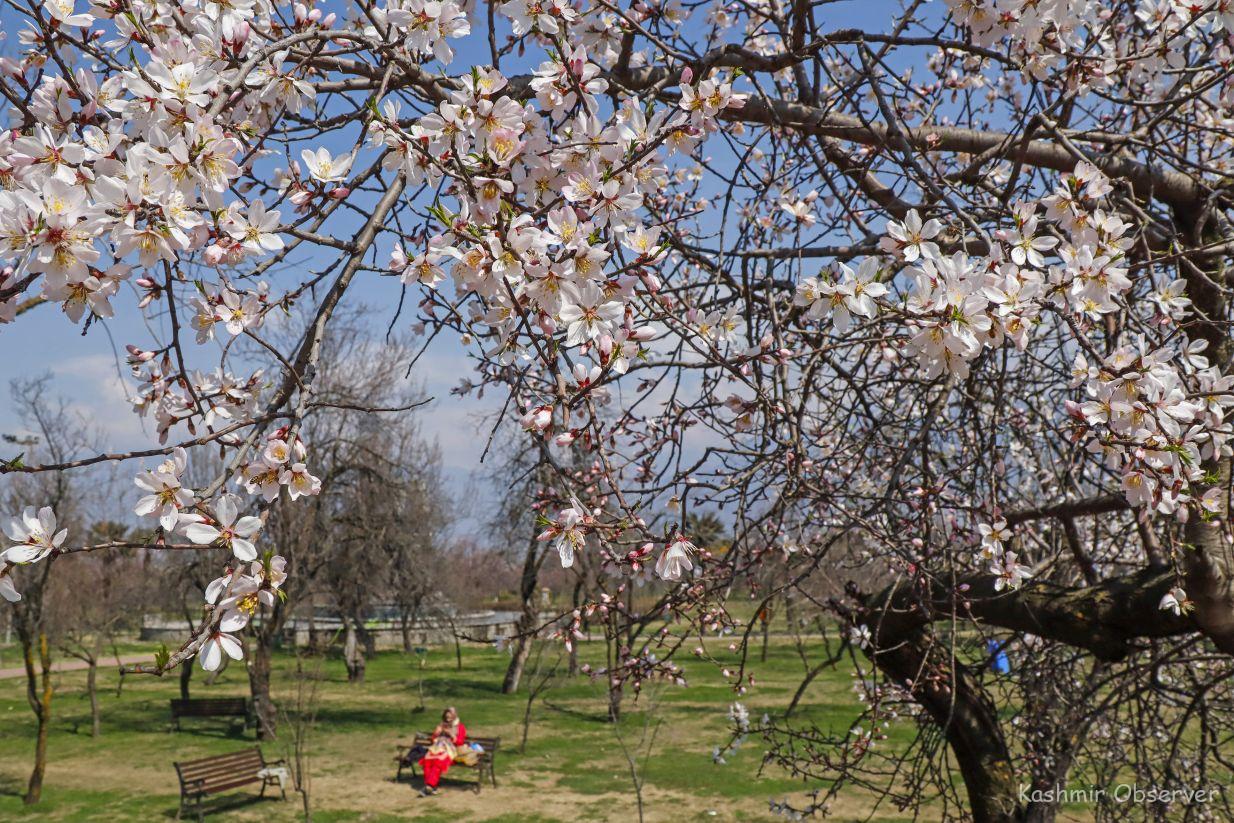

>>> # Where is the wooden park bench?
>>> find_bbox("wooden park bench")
[169,697,252,732]
[394,734,500,793]
[173,746,286,821]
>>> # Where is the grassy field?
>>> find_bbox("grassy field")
[0,635,932,823]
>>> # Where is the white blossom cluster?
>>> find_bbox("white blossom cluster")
[798,161,1234,525]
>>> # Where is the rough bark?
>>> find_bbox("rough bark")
[868,624,1022,823]
[503,625,534,695]
[343,616,365,684]
[1175,208,1234,654]
[23,633,52,805]
[865,567,1189,662]
[503,530,545,694]
[248,638,277,739]
[399,611,414,654]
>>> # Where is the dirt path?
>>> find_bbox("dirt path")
[0,654,150,680]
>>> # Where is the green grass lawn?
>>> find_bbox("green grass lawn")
[0,637,925,822]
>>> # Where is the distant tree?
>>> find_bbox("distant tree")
[2,379,94,803]
[684,512,728,552]
[52,520,142,737]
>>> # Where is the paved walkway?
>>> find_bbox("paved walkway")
[0,653,151,680]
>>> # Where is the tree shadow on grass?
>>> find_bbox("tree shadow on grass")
[313,704,409,730]
[540,699,608,724]
[168,723,254,740]
[157,790,282,820]
[417,675,506,697]
[0,773,25,799]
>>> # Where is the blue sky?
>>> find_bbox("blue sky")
[0,0,929,534]
[0,3,519,528]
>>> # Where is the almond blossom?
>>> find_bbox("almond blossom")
[300,148,354,184]
[656,535,697,581]
[184,494,263,561]
[134,449,194,531]
[2,506,67,565]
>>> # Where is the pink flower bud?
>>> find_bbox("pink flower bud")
[309,8,323,22]
[329,187,350,199]
[681,67,694,85]
[322,12,336,25]
[294,2,307,21]
[521,405,553,432]
[204,245,225,266]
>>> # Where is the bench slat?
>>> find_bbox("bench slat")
[182,775,265,796]
[176,755,262,774]
[177,751,263,771]
[175,745,284,817]
[178,755,262,774]
[179,760,264,782]
[184,771,263,788]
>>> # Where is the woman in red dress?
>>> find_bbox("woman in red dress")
[419,706,465,796]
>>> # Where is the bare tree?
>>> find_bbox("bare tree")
[517,638,563,753]
[52,520,141,737]
[609,686,665,823]
[279,649,325,823]
[2,379,94,803]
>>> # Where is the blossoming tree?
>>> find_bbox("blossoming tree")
[3,0,1234,817]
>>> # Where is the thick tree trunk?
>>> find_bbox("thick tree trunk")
[343,617,365,684]
[1176,208,1234,653]
[503,531,544,694]
[248,639,277,739]
[400,611,413,653]
[1183,458,1234,654]
[179,656,193,699]
[869,624,1021,823]
[502,631,533,695]
[24,633,52,805]
[360,623,376,658]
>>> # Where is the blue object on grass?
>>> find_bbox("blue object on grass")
[987,639,1011,673]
